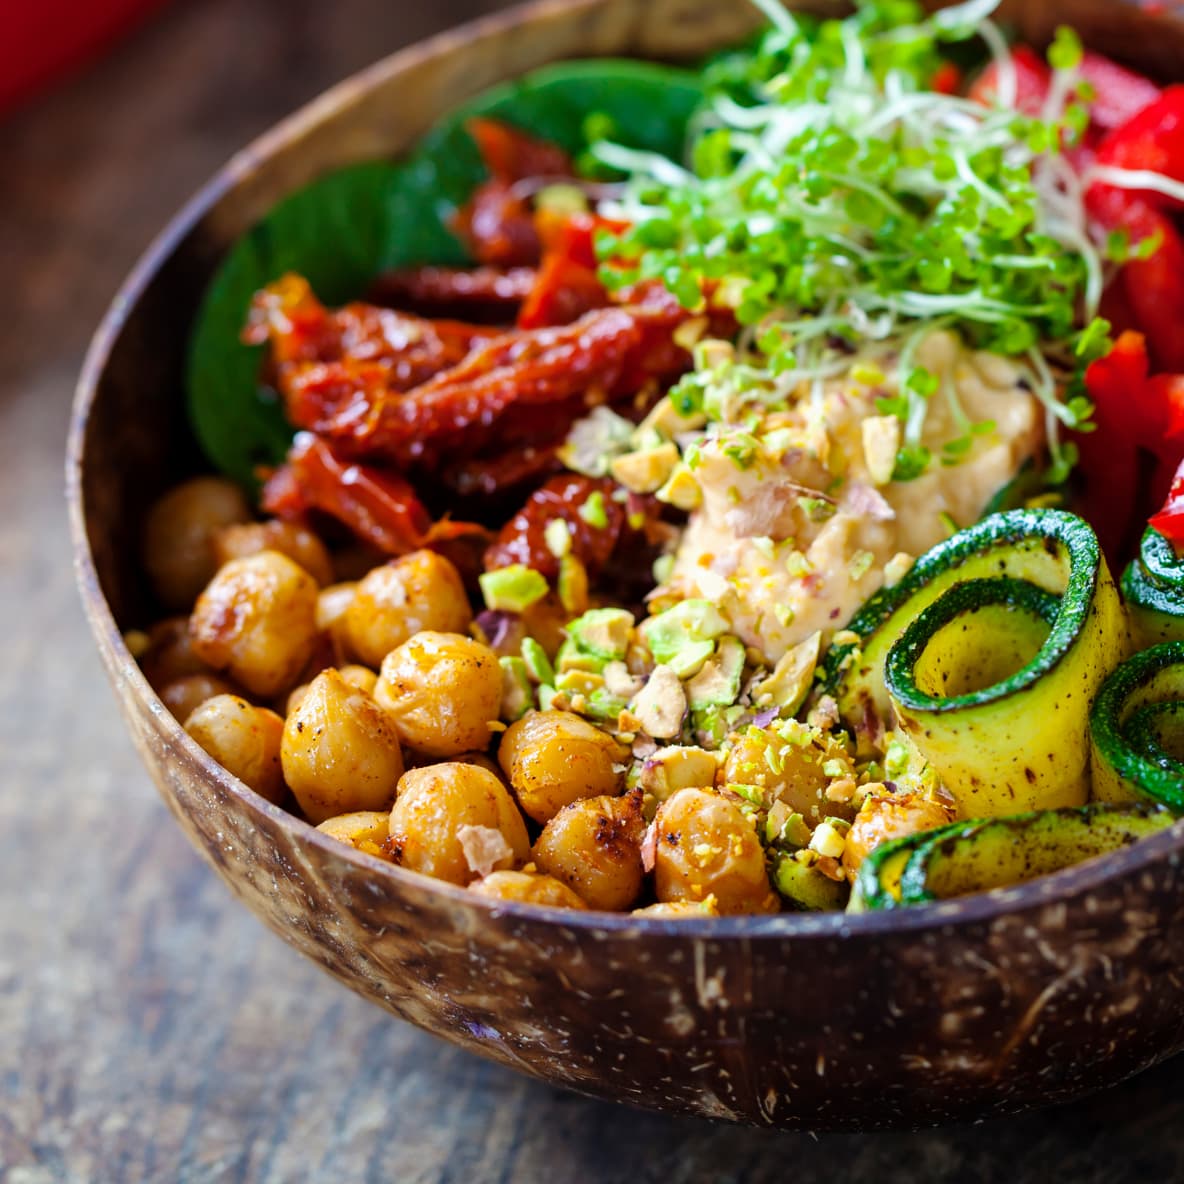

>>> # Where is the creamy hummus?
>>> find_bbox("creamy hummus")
[667,332,1043,661]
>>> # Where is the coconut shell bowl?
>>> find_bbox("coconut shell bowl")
[68,0,1184,1131]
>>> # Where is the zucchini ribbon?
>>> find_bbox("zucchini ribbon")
[827,509,1128,817]
[1090,641,1184,811]
[849,803,1174,911]
[1122,528,1184,649]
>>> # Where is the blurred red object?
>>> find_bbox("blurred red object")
[1,0,167,115]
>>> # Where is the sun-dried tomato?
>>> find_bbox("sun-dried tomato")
[287,302,691,469]
[484,475,627,578]
[452,119,575,268]
[250,275,499,394]
[367,265,535,321]
[263,432,490,557]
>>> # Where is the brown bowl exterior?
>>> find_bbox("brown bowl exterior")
[68,0,1184,1130]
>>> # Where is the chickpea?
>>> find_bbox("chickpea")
[375,632,501,758]
[288,664,376,716]
[183,694,285,803]
[158,673,240,722]
[470,870,587,909]
[281,669,404,824]
[632,899,720,919]
[316,811,392,860]
[388,763,529,885]
[723,722,855,824]
[532,790,646,911]
[346,550,471,667]
[190,550,318,698]
[403,750,503,777]
[213,520,334,587]
[142,476,252,610]
[653,787,779,915]
[139,616,210,688]
[841,788,955,881]
[316,582,358,659]
[498,710,625,825]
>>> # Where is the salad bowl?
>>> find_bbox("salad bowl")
[68,0,1184,1129]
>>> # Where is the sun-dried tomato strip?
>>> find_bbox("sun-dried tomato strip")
[453,119,575,267]
[263,432,490,556]
[367,265,536,320]
[484,474,627,579]
[286,302,690,469]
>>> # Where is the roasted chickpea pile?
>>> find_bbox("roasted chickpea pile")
[131,476,955,916]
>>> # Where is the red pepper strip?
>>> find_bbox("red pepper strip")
[930,61,962,96]
[969,46,1161,133]
[1090,85,1184,211]
[366,265,536,320]
[1078,52,1162,130]
[1079,332,1184,554]
[1150,457,1184,543]
[968,46,1050,114]
[263,432,490,557]
[1078,332,1150,559]
[1085,179,1184,374]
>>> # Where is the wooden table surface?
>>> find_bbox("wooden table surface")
[4,1,1184,1180]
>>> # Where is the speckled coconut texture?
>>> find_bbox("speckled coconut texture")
[68,0,1184,1131]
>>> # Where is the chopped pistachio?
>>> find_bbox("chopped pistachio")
[655,464,702,510]
[498,656,533,721]
[544,518,572,559]
[520,637,554,686]
[566,607,635,661]
[535,183,588,216]
[558,554,588,615]
[556,668,605,697]
[751,631,823,715]
[603,660,644,700]
[652,553,676,585]
[629,666,687,740]
[579,490,609,529]
[809,820,847,859]
[861,415,901,486]
[638,745,720,803]
[557,406,634,477]
[610,442,680,494]
[848,550,875,581]
[637,394,706,440]
[479,565,548,613]
[685,635,746,710]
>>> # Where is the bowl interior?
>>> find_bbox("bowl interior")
[69,0,1184,934]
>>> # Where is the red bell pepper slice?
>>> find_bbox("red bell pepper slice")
[1091,85,1184,212]
[1150,457,1184,543]
[968,46,1050,114]
[1078,52,1162,130]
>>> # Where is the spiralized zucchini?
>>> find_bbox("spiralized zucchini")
[1090,641,1184,811]
[1122,529,1184,650]
[849,803,1175,911]
[828,509,1128,816]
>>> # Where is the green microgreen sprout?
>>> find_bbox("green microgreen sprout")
[589,0,1135,484]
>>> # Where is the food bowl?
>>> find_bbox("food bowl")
[67,0,1184,1130]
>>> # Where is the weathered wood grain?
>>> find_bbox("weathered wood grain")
[7,0,1184,1178]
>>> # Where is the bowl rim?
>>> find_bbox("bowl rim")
[66,0,1184,943]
